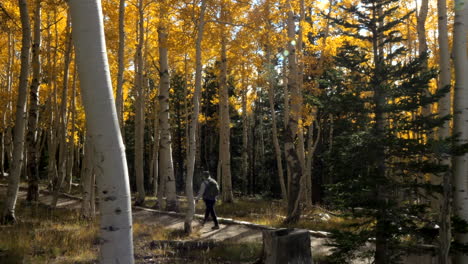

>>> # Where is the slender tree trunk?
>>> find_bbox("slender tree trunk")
[65,66,77,193]
[2,33,14,177]
[51,13,72,208]
[266,34,287,201]
[26,0,42,202]
[150,92,160,198]
[116,0,125,131]
[68,0,135,262]
[185,0,207,234]
[282,58,291,196]
[158,22,179,212]
[241,75,249,195]
[437,0,452,262]
[1,0,31,224]
[81,133,95,219]
[296,0,307,200]
[416,0,429,59]
[134,0,146,206]
[452,0,468,261]
[219,7,234,203]
[284,7,303,224]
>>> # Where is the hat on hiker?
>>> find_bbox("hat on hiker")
[202,171,211,179]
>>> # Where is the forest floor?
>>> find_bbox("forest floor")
[0,182,438,263]
[0,182,333,264]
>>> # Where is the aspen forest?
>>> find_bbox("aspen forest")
[0,0,468,263]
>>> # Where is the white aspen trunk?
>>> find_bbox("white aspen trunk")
[184,0,207,234]
[453,0,468,262]
[219,7,234,202]
[1,0,31,224]
[68,0,134,262]
[26,0,42,202]
[51,13,72,207]
[437,0,452,262]
[158,23,178,212]
[116,0,125,131]
[134,0,146,206]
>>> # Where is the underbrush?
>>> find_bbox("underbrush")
[0,200,98,264]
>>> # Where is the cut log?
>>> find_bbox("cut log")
[262,228,313,264]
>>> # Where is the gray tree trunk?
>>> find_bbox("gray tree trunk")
[116,0,126,131]
[219,5,233,203]
[51,13,72,208]
[437,0,452,262]
[1,0,31,224]
[184,0,207,234]
[26,0,42,202]
[134,0,146,206]
[284,6,303,224]
[452,0,468,261]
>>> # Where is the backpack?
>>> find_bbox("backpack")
[203,178,220,200]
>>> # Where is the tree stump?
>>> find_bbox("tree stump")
[262,228,313,264]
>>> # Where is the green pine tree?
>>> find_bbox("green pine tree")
[319,0,450,262]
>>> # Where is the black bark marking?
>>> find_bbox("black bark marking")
[104,196,117,201]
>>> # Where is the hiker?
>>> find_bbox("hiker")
[196,171,220,230]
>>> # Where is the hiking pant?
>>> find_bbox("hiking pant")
[203,199,219,226]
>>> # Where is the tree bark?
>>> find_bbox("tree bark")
[284,6,303,224]
[116,0,126,131]
[134,0,146,206]
[218,5,234,203]
[51,13,72,208]
[158,21,179,212]
[68,0,135,262]
[26,0,42,202]
[184,0,206,234]
[437,0,452,262]
[1,32,15,178]
[81,133,95,219]
[1,0,31,224]
[452,0,468,261]
[241,74,249,195]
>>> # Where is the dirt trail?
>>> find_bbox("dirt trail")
[1,184,332,260]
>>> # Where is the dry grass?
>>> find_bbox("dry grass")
[0,201,99,264]
[145,195,349,232]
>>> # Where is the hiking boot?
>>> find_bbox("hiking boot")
[212,225,220,230]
